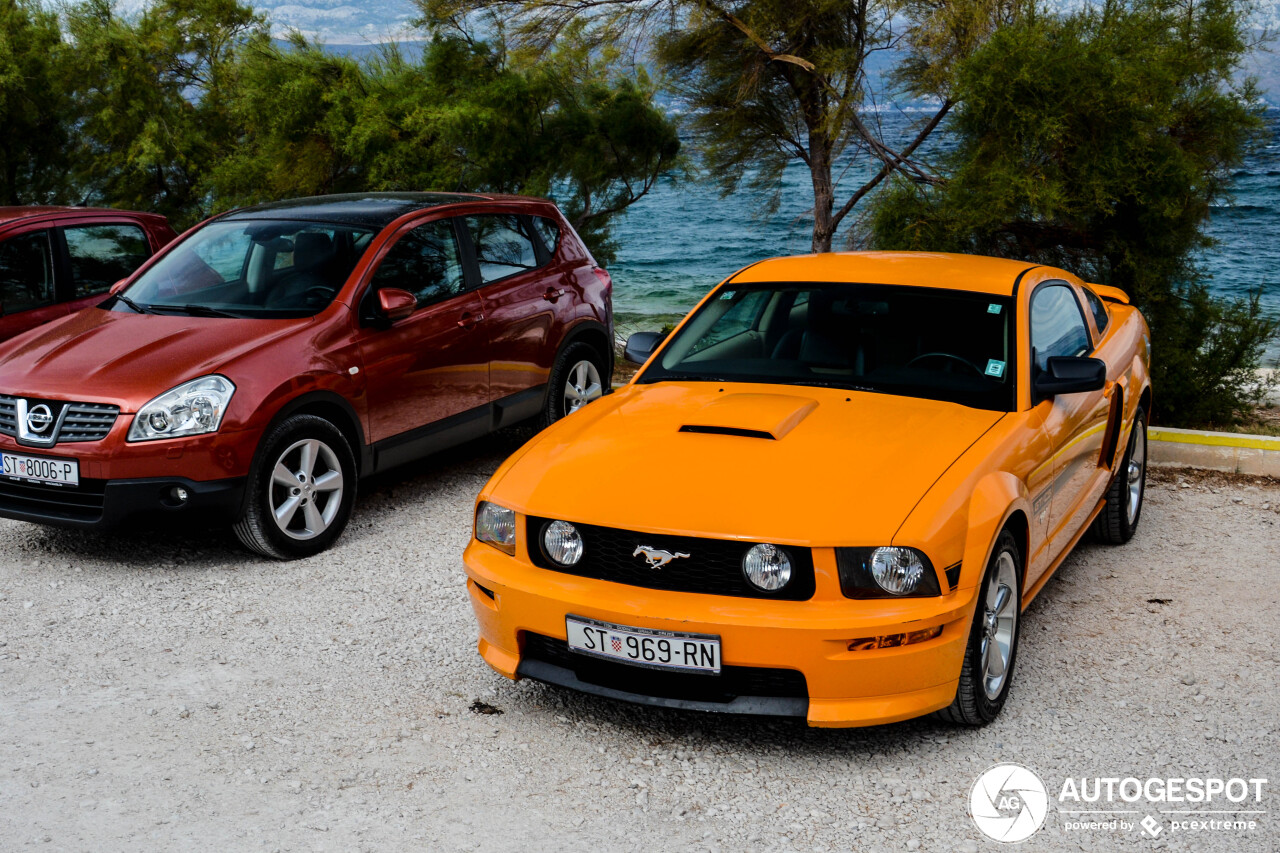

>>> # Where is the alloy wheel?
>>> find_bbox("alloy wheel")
[1126,423,1146,525]
[981,551,1019,700]
[268,438,345,540]
[563,359,603,415]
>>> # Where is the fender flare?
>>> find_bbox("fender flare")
[262,390,369,474]
[962,470,1033,593]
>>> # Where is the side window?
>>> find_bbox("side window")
[1030,284,1091,372]
[1082,287,1109,334]
[530,216,560,256]
[0,231,55,315]
[63,224,151,298]
[464,215,539,284]
[369,219,465,307]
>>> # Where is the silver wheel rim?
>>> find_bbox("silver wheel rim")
[563,359,603,415]
[1127,422,1146,524]
[268,438,344,541]
[980,551,1018,700]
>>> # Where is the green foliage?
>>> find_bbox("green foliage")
[0,1,77,204]
[870,0,1276,427]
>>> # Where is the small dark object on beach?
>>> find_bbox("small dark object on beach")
[469,701,504,715]
[1147,598,1172,605]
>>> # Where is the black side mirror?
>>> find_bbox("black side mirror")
[624,331,665,365]
[1034,356,1106,401]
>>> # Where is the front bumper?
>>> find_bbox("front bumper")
[463,540,980,728]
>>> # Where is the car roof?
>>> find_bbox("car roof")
[218,192,542,229]
[729,251,1043,296]
[0,206,166,226]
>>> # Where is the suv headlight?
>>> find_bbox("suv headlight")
[127,375,235,442]
[836,546,942,598]
[475,501,516,555]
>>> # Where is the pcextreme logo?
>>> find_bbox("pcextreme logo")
[970,763,1050,843]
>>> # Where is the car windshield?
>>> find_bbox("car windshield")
[114,219,376,318]
[638,282,1017,411]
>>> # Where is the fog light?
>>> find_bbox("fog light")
[742,543,792,591]
[170,486,189,503]
[847,625,942,651]
[542,520,583,566]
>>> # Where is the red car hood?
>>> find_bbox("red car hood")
[0,308,310,412]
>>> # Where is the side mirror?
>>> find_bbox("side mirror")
[109,279,128,295]
[624,331,665,365]
[377,288,417,323]
[1034,356,1106,401]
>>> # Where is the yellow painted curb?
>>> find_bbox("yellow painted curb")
[1148,427,1280,475]
[1149,427,1280,451]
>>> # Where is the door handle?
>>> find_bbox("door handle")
[458,312,484,329]
[543,287,566,302]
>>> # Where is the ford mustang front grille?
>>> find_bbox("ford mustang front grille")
[525,517,817,600]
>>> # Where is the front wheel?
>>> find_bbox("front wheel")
[234,414,357,559]
[1092,406,1147,544]
[542,342,607,427]
[937,529,1022,726]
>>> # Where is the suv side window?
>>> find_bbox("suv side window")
[1030,284,1091,373]
[369,219,465,307]
[0,231,55,315]
[530,216,560,256]
[464,215,539,284]
[64,224,151,298]
[1082,287,1109,335]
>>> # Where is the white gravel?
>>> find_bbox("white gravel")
[0,439,1276,852]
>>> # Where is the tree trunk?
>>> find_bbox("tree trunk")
[809,128,835,253]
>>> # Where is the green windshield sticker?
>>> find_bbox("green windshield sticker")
[985,359,1006,378]
[988,303,1002,314]
[719,290,735,300]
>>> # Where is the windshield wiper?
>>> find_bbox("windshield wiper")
[150,304,245,319]
[113,293,155,315]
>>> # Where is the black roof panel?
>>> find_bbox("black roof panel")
[221,192,488,228]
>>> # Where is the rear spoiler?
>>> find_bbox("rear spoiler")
[1087,282,1130,304]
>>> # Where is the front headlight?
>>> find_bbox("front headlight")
[836,546,942,598]
[475,501,516,555]
[127,375,235,442]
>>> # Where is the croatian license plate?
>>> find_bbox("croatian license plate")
[565,615,721,673]
[0,451,79,487]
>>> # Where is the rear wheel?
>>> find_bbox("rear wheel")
[543,342,607,426]
[937,530,1022,726]
[234,414,357,559]
[1092,407,1147,544]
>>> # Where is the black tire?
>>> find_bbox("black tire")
[542,341,608,427]
[1092,407,1147,544]
[233,414,357,560]
[937,530,1022,726]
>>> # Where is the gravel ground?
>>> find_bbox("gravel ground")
[0,436,1276,853]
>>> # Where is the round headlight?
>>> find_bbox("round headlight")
[542,520,583,566]
[742,543,792,591]
[869,547,926,595]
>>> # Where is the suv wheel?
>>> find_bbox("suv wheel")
[543,342,606,426]
[234,414,357,559]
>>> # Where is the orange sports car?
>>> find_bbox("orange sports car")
[462,252,1151,727]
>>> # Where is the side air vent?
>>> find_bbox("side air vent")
[679,425,776,440]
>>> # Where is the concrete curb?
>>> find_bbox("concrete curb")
[1149,426,1280,476]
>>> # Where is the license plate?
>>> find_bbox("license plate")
[565,615,721,674]
[0,451,79,487]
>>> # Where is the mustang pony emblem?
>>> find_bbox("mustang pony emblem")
[633,545,691,569]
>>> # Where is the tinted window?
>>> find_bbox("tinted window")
[0,231,55,315]
[465,215,539,283]
[369,220,466,306]
[1082,287,1109,334]
[641,283,1017,411]
[64,224,150,298]
[1030,284,1091,372]
[118,220,375,318]
[530,216,560,255]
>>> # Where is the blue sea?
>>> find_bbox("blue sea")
[607,109,1280,360]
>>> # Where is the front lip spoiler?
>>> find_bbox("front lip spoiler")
[516,658,809,718]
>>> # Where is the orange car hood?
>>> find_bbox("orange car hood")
[490,382,1004,545]
[0,307,309,410]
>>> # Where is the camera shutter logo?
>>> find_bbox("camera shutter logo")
[970,763,1049,843]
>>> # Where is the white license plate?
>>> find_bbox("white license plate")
[0,451,79,487]
[565,616,721,674]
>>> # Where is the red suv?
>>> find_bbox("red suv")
[0,206,176,340]
[0,193,613,558]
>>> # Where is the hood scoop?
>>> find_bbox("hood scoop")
[679,393,818,440]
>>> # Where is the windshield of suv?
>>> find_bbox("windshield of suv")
[638,282,1017,411]
[113,219,376,318]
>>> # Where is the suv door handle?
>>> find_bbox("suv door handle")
[458,312,484,329]
[543,287,566,302]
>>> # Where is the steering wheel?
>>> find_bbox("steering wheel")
[906,352,985,376]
